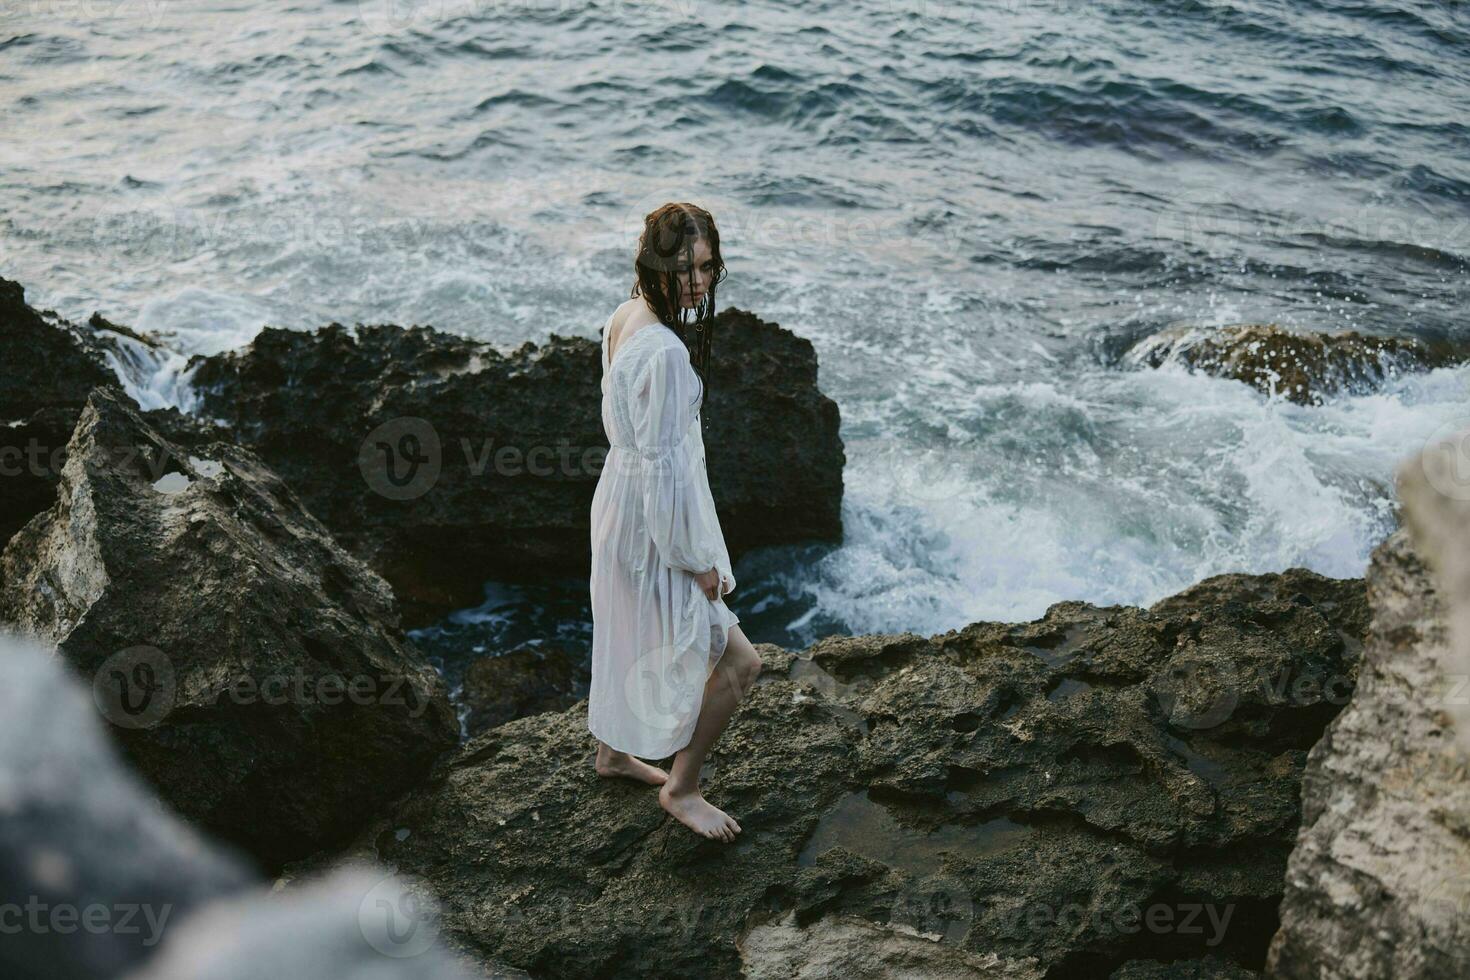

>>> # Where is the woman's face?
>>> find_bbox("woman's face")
[675,236,715,309]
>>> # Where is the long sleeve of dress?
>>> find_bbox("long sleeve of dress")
[695,423,738,598]
[631,342,722,578]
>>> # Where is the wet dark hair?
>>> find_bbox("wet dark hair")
[631,202,728,414]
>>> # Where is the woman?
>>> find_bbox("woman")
[587,202,764,843]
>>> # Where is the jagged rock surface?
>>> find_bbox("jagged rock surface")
[1266,432,1470,979]
[322,568,1367,979]
[0,277,230,550]
[461,643,590,738]
[0,387,459,870]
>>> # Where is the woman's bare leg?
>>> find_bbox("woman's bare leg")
[659,625,763,842]
[594,739,669,785]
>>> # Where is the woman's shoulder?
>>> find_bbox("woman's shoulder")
[609,299,658,348]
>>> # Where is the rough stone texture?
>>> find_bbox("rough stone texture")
[0,387,459,871]
[1266,431,1470,979]
[0,276,116,547]
[1125,323,1468,405]
[461,643,589,738]
[1109,956,1258,979]
[739,910,1043,979]
[319,568,1367,979]
[0,629,254,980]
[185,307,844,626]
[1401,426,1470,749]
[0,277,230,551]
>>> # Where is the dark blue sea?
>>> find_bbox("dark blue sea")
[3,1,1467,687]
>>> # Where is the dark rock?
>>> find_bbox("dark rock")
[698,308,845,556]
[1267,430,1470,979]
[0,277,116,417]
[0,276,116,547]
[0,277,227,551]
[0,387,459,871]
[1109,955,1258,978]
[0,629,253,980]
[136,403,235,451]
[738,909,1042,977]
[1125,323,1469,405]
[322,568,1366,979]
[461,644,590,737]
[185,307,844,626]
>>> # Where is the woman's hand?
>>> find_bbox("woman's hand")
[696,566,722,600]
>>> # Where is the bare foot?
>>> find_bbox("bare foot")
[594,750,669,786]
[659,781,742,842]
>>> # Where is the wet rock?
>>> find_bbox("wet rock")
[0,629,253,980]
[1267,429,1470,978]
[0,276,115,547]
[0,387,459,871]
[461,644,590,738]
[80,311,196,411]
[324,568,1366,978]
[0,278,229,549]
[1125,323,1468,405]
[185,307,844,626]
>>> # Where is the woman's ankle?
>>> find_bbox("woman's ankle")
[662,769,700,795]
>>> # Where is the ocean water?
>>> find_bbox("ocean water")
[3,0,1468,663]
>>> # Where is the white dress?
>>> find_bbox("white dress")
[586,312,741,759]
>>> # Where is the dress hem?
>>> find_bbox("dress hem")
[587,604,740,760]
